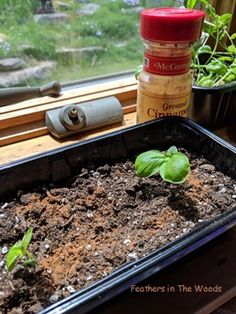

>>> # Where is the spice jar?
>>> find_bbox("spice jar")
[137,8,205,123]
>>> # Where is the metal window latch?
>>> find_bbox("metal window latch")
[0,81,61,106]
[45,96,124,139]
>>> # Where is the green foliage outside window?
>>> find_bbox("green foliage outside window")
[0,0,38,25]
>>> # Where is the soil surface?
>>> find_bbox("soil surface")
[0,150,236,313]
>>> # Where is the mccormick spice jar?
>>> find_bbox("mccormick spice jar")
[137,8,205,123]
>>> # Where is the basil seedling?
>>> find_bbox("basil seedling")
[6,227,36,272]
[135,146,190,184]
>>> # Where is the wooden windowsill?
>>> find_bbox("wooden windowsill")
[0,0,235,165]
[0,77,137,165]
[0,76,235,166]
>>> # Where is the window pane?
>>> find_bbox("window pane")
[0,0,177,87]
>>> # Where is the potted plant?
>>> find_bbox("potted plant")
[135,0,236,128]
[186,0,236,128]
[0,117,236,313]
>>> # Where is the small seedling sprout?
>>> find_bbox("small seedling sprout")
[135,146,190,184]
[6,227,36,272]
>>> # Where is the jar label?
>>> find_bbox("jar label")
[137,90,190,123]
[143,53,191,75]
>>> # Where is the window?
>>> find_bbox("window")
[0,0,179,88]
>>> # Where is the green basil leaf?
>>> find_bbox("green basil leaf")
[21,227,33,251]
[186,0,197,9]
[227,45,236,54]
[135,150,165,177]
[218,56,234,62]
[197,45,212,55]
[160,152,190,184]
[219,13,232,27]
[6,242,23,272]
[224,73,236,83]
[11,240,22,250]
[230,33,236,41]
[166,146,178,157]
[197,76,214,87]
[207,60,227,75]
[207,59,222,71]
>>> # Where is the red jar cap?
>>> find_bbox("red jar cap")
[140,8,205,43]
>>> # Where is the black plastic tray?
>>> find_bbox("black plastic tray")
[1,117,236,314]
